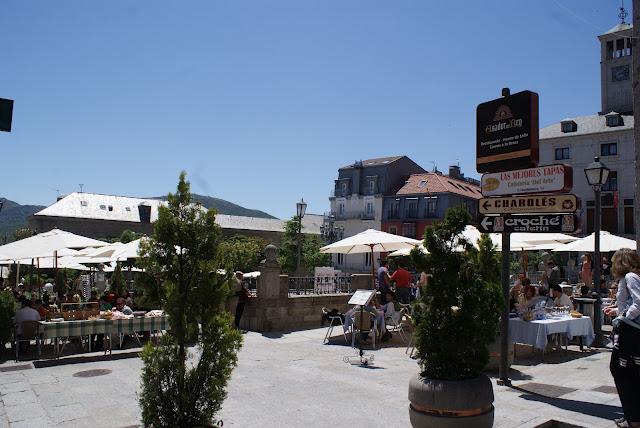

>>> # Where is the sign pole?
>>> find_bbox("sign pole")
[498,231,511,385]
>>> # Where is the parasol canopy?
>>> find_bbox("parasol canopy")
[552,231,637,253]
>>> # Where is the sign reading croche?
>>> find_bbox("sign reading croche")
[476,90,539,173]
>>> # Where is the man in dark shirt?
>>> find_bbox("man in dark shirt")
[547,260,561,288]
[377,260,391,304]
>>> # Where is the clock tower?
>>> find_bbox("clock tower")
[598,15,633,115]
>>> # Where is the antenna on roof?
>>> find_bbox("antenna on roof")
[55,188,60,198]
[430,161,437,173]
[79,184,84,193]
[619,0,628,24]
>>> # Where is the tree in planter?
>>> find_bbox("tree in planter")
[409,206,502,427]
[137,172,242,427]
[278,217,330,274]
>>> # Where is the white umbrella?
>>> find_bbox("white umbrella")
[552,231,637,253]
[79,238,144,263]
[387,245,427,257]
[0,229,107,261]
[320,229,421,288]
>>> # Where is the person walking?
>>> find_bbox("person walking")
[580,254,593,287]
[604,248,640,428]
[390,261,412,304]
[233,271,250,330]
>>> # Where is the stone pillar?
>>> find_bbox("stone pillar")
[258,244,285,301]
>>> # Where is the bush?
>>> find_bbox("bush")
[137,172,242,427]
[411,206,502,380]
[0,290,15,350]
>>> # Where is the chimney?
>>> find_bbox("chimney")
[138,204,151,223]
[448,165,461,179]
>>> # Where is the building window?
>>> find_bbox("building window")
[80,201,88,207]
[108,205,113,212]
[406,199,418,218]
[602,171,618,192]
[388,225,397,235]
[624,206,635,235]
[336,253,344,265]
[99,204,106,210]
[560,121,577,133]
[365,202,373,215]
[125,207,131,212]
[601,143,618,156]
[364,252,372,267]
[389,200,400,219]
[368,180,375,194]
[338,203,345,215]
[555,147,570,160]
[402,223,416,238]
[425,198,437,218]
[341,182,347,195]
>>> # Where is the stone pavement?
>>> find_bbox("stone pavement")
[0,328,623,427]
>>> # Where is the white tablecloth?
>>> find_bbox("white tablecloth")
[509,316,595,350]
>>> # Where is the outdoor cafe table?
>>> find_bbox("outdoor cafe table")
[509,315,595,351]
[38,316,170,358]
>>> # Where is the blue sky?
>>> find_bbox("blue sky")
[0,1,623,218]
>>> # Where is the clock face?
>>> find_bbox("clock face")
[612,65,630,82]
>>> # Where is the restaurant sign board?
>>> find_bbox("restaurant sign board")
[478,193,578,215]
[477,214,579,234]
[476,90,539,173]
[348,289,376,306]
[481,164,572,197]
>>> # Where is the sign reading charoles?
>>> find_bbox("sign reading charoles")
[476,90,539,173]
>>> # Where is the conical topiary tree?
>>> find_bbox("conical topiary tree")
[411,205,502,379]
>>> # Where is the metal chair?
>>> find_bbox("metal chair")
[386,307,409,344]
[351,311,378,349]
[322,307,347,344]
[15,321,41,362]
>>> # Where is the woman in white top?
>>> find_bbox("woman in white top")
[605,248,640,427]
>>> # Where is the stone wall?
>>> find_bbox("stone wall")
[236,245,373,332]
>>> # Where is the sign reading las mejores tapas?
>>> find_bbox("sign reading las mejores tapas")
[477,214,579,234]
[479,194,578,215]
[481,164,572,197]
[476,90,539,174]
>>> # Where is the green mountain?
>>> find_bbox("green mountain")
[151,194,276,219]
[0,198,45,241]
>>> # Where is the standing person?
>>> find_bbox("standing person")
[580,254,593,287]
[390,261,412,304]
[547,260,561,288]
[377,260,392,304]
[604,248,640,427]
[602,256,612,282]
[233,271,250,330]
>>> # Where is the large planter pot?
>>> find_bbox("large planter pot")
[408,373,494,428]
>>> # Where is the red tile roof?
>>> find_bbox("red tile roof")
[396,173,482,199]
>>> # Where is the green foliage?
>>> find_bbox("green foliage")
[472,234,501,285]
[0,290,16,348]
[510,259,522,275]
[278,216,330,274]
[111,263,126,297]
[13,227,35,242]
[119,229,142,244]
[218,235,267,273]
[137,172,242,427]
[411,205,502,380]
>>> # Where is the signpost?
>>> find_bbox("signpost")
[479,194,578,215]
[476,90,539,173]
[477,214,579,234]
[481,164,573,197]
[0,98,14,132]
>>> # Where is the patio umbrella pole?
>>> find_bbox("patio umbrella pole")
[37,257,41,299]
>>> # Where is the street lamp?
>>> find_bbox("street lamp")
[320,214,344,244]
[584,156,610,347]
[296,198,307,275]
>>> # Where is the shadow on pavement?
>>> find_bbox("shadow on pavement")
[33,351,141,368]
[485,368,533,381]
[514,348,602,366]
[512,385,623,421]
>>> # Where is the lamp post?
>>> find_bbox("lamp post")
[584,156,610,348]
[320,214,344,244]
[296,198,307,276]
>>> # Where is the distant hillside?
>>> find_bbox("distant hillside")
[151,194,276,219]
[0,198,45,240]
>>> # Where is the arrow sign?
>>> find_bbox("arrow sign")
[477,214,579,233]
[479,194,578,215]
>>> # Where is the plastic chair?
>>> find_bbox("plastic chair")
[322,307,347,344]
[351,311,377,349]
[15,321,41,362]
[386,307,409,343]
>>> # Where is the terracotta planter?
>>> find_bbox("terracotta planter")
[408,373,494,428]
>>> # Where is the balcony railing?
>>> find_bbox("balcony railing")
[288,275,353,295]
[334,210,376,220]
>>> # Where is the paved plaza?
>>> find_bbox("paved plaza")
[0,328,624,427]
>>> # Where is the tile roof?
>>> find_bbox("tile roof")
[539,114,633,140]
[34,192,321,234]
[339,156,404,169]
[396,173,482,199]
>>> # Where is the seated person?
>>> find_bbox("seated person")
[597,279,609,297]
[579,285,591,297]
[547,284,572,308]
[519,284,538,310]
[34,299,48,319]
[509,280,525,312]
[99,295,112,311]
[15,297,41,336]
[115,297,133,315]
